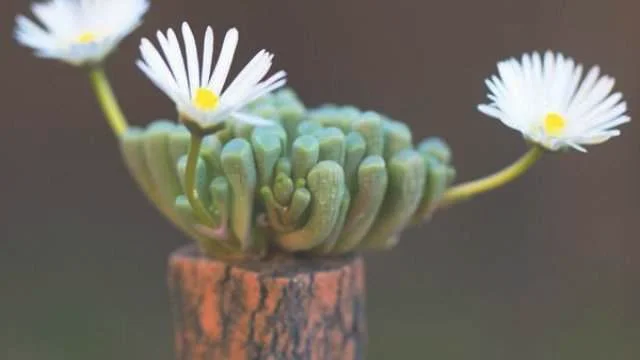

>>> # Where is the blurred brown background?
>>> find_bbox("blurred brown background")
[1,0,639,359]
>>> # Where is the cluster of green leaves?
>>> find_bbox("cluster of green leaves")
[121,89,455,259]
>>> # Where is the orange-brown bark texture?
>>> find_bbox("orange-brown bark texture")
[168,245,367,360]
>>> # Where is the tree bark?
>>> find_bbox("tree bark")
[168,245,367,360]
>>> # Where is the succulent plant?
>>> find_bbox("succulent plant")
[121,89,455,259]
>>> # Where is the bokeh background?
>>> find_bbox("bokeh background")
[2,0,639,359]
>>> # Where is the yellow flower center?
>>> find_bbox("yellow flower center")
[193,88,220,111]
[543,112,566,136]
[76,32,99,44]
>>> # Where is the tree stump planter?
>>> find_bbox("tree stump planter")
[168,245,367,360]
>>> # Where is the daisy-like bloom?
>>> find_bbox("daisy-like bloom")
[15,0,149,66]
[478,51,630,152]
[137,22,287,131]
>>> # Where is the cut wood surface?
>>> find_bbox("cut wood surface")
[168,245,367,360]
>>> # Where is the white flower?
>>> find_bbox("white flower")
[136,22,287,131]
[478,51,630,152]
[15,0,149,66]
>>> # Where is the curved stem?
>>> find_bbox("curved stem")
[440,145,545,206]
[88,66,128,136]
[185,134,215,225]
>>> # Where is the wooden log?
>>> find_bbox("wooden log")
[168,244,367,360]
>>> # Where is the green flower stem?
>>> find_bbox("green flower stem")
[88,67,128,137]
[185,134,215,225]
[440,145,544,206]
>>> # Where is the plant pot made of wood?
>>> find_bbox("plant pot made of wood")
[168,244,367,360]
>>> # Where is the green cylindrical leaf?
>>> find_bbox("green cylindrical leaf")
[334,155,388,252]
[308,106,359,134]
[274,88,301,105]
[121,127,196,240]
[275,157,292,177]
[413,157,454,220]
[383,120,412,160]
[276,161,345,251]
[412,137,454,220]
[283,187,312,226]
[121,128,157,202]
[260,187,289,232]
[343,132,367,192]
[315,127,346,165]
[418,137,452,164]
[221,139,257,250]
[201,134,224,176]
[361,149,426,249]
[278,102,305,142]
[168,127,191,167]
[273,173,294,206]
[313,189,351,254]
[297,120,322,137]
[143,122,183,205]
[251,103,279,123]
[232,120,255,141]
[251,127,282,186]
[209,176,230,228]
[260,125,288,155]
[291,135,320,182]
[352,111,384,157]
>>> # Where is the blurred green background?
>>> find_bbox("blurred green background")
[2,0,639,359]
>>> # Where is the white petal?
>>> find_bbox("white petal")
[243,71,287,103]
[586,109,629,132]
[137,60,180,104]
[560,63,583,111]
[209,28,239,93]
[221,50,273,104]
[566,142,588,152]
[181,22,201,97]
[31,0,75,37]
[139,38,182,101]
[14,15,54,49]
[542,51,556,93]
[572,130,621,145]
[579,93,623,128]
[531,52,543,87]
[485,77,503,99]
[201,26,214,88]
[231,112,274,126]
[568,76,615,120]
[567,66,601,114]
[159,29,190,99]
[477,104,503,119]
